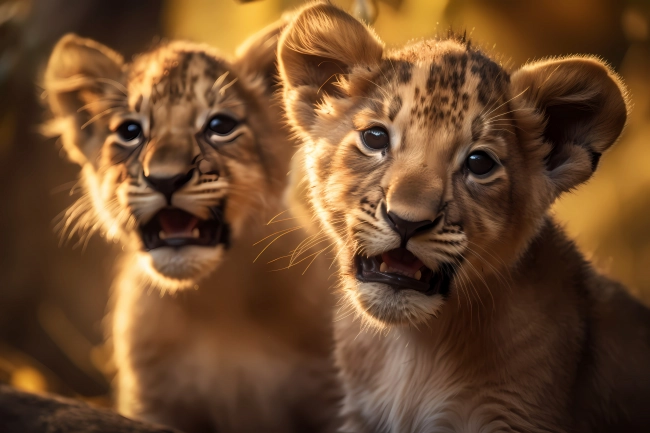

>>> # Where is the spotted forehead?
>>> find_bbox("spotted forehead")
[126,44,242,111]
[369,40,510,130]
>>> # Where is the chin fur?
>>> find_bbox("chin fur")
[345,278,446,329]
[136,246,226,291]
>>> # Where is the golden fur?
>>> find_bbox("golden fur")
[278,3,650,431]
[44,21,339,433]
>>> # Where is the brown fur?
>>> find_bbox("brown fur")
[43,21,339,433]
[279,3,650,431]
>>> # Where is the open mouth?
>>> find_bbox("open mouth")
[355,248,455,296]
[139,207,230,250]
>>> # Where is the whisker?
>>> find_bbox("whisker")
[80,105,125,129]
[482,87,529,120]
[483,108,525,123]
[253,226,304,263]
[95,77,128,95]
[266,208,293,225]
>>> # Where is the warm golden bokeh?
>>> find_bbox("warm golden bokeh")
[0,0,648,400]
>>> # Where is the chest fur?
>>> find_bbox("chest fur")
[335,318,563,433]
[113,283,331,431]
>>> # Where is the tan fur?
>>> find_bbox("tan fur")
[279,3,650,432]
[44,22,339,433]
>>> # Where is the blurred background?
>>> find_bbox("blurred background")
[0,0,648,404]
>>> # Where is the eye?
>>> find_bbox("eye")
[116,121,142,142]
[207,114,238,135]
[466,151,497,176]
[361,127,390,150]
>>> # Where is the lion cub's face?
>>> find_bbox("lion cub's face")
[279,4,627,326]
[45,26,286,288]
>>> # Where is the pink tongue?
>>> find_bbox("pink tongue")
[382,248,424,273]
[158,209,199,235]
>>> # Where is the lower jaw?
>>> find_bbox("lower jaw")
[140,248,226,287]
[348,279,450,327]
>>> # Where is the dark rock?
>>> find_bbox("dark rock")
[0,385,183,433]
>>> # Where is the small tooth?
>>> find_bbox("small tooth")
[414,270,422,280]
[192,228,200,238]
[379,262,388,273]
[159,231,167,240]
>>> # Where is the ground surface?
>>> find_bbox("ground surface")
[0,385,181,433]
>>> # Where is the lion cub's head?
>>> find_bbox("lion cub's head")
[279,4,628,327]
[45,22,290,289]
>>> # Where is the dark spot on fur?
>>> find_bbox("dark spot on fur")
[462,93,470,110]
[471,116,484,141]
[469,51,509,106]
[388,95,403,121]
[427,64,441,94]
[134,95,143,112]
[396,61,412,83]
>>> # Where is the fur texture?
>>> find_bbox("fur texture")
[278,3,650,432]
[44,21,339,433]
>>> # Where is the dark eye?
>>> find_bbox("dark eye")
[466,151,497,176]
[116,121,142,142]
[361,127,390,150]
[207,115,238,135]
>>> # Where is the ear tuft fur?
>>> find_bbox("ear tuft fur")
[44,34,125,165]
[278,2,383,133]
[511,56,629,195]
[279,2,383,89]
[235,17,289,94]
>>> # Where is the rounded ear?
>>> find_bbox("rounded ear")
[44,34,125,165]
[511,56,629,195]
[278,2,383,132]
[234,17,289,94]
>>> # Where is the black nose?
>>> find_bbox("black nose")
[144,169,194,204]
[385,208,439,245]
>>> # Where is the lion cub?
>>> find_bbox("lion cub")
[278,3,650,432]
[44,21,338,433]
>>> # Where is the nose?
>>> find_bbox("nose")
[144,169,194,204]
[384,206,440,245]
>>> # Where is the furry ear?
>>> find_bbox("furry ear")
[511,57,629,195]
[235,17,291,94]
[278,2,383,130]
[44,34,125,166]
